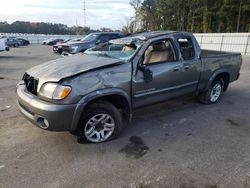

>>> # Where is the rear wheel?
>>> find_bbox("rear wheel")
[199,78,224,104]
[77,101,123,143]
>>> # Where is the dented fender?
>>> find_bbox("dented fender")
[70,88,132,131]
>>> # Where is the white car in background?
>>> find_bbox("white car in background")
[0,37,9,52]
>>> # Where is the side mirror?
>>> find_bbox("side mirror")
[138,64,153,83]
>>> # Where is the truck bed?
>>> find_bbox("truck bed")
[201,49,240,58]
[198,49,242,92]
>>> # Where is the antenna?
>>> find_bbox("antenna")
[83,0,86,27]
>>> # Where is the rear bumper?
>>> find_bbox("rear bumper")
[17,83,77,131]
[236,73,240,80]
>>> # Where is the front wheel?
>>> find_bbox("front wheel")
[77,101,123,143]
[199,78,224,104]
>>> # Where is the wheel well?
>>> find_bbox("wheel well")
[84,94,131,120]
[215,72,230,91]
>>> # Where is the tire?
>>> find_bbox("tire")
[77,101,123,143]
[69,130,78,136]
[199,78,224,104]
[14,43,19,48]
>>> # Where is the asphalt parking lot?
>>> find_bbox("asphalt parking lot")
[0,45,250,188]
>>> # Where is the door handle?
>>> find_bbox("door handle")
[173,66,180,72]
[184,65,190,70]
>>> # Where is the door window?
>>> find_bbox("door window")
[143,40,176,65]
[177,38,195,60]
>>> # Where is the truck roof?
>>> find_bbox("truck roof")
[129,31,191,41]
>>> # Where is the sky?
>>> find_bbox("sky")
[0,0,134,30]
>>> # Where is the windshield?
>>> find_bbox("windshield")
[81,33,98,42]
[84,38,143,61]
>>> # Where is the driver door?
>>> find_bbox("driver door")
[132,39,186,108]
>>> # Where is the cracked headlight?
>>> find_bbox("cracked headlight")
[39,83,71,100]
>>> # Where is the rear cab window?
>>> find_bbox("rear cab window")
[177,37,195,60]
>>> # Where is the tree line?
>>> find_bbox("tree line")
[1,0,249,35]
[0,21,115,35]
[123,0,250,33]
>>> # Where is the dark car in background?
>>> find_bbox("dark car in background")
[61,32,124,55]
[17,38,30,46]
[6,37,20,47]
[42,38,64,45]
[46,39,64,46]
[42,39,51,45]
[53,38,81,54]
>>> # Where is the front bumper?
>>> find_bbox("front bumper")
[61,46,79,55]
[53,46,62,54]
[61,52,73,57]
[17,83,77,131]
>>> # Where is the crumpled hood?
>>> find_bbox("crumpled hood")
[26,54,122,83]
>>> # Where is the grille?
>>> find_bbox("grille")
[22,73,38,95]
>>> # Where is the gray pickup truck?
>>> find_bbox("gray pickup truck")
[17,31,242,143]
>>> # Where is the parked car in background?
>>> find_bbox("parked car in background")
[17,38,30,46]
[17,31,242,143]
[61,32,124,55]
[42,39,50,45]
[42,38,63,45]
[0,37,9,52]
[6,37,20,47]
[47,39,64,46]
[53,38,81,54]
[58,39,72,44]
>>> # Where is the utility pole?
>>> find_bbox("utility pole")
[83,0,86,27]
[237,0,242,32]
